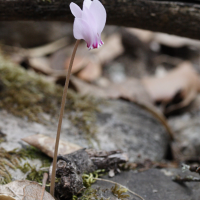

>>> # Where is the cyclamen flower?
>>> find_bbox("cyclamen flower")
[70,0,106,50]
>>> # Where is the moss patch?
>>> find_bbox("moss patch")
[111,184,130,200]
[0,146,51,184]
[0,53,100,140]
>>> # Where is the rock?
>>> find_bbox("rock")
[168,95,200,161]
[92,168,200,200]
[95,100,169,162]
[0,99,169,163]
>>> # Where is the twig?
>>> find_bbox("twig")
[173,175,200,182]
[94,178,145,200]
[133,101,174,140]
[50,39,80,196]
[7,186,22,200]
[40,173,48,200]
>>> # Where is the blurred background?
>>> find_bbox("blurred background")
[1,21,200,164]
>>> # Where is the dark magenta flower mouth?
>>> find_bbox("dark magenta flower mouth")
[87,40,104,50]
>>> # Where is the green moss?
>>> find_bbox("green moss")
[80,170,130,200]
[0,53,100,142]
[25,163,44,183]
[0,146,51,184]
[82,169,105,188]
[76,170,109,200]
[111,184,130,200]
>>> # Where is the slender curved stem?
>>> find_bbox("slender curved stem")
[50,39,80,196]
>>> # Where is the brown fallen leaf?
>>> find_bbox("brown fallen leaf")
[126,28,200,49]
[153,33,200,48]
[28,57,52,75]
[142,62,200,114]
[71,76,152,105]
[23,182,53,200]
[64,55,89,74]
[125,28,154,43]
[0,195,16,200]
[70,76,113,98]
[94,33,124,64]
[0,180,55,200]
[22,134,82,158]
[77,60,102,82]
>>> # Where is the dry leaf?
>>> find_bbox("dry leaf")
[153,33,200,48]
[142,62,200,113]
[0,195,16,200]
[77,61,102,82]
[70,76,111,98]
[125,28,154,43]
[22,134,82,158]
[0,180,26,198]
[71,76,152,105]
[28,57,52,75]
[65,55,89,74]
[23,182,53,200]
[126,28,200,49]
[0,180,54,200]
[95,33,124,64]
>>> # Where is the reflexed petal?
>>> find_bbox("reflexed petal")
[70,3,82,18]
[73,18,94,48]
[83,0,92,9]
[82,6,97,33]
[73,18,83,39]
[89,0,106,34]
[70,0,106,49]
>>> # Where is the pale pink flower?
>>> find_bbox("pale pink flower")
[70,0,106,50]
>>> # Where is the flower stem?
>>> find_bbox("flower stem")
[50,39,80,196]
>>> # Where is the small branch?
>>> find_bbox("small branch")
[0,1,199,39]
[50,39,80,196]
[173,175,200,182]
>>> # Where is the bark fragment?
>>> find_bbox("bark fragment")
[49,148,128,199]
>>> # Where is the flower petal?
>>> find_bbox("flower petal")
[82,6,97,33]
[73,18,83,39]
[83,0,92,9]
[89,0,106,34]
[73,18,95,48]
[70,2,82,18]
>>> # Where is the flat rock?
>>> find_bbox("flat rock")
[92,168,200,200]
[0,99,169,162]
[95,100,169,162]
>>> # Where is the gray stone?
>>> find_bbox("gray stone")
[95,100,169,162]
[92,168,200,200]
[0,99,169,162]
